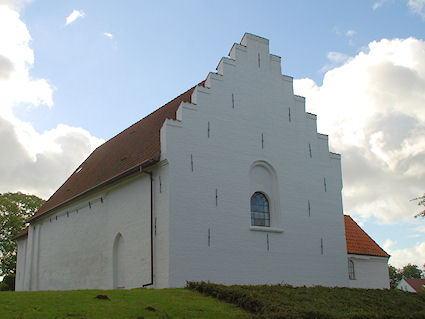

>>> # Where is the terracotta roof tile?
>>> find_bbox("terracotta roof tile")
[29,83,204,222]
[404,278,425,292]
[344,215,390,258]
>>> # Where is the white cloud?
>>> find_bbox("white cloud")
[373,0,386,10]
[65,9,85,26]
[346,30,356,37]
[0,0,32,11]
[0,54,14,80]
[103,32,113,39]
[383,238,397,251]
[327,52,350,64]
[332,28,357,45]
[0,6,52,116]
[294,37,425,223]
[321,52,350,73]
[386,241,425,268]
[0,5,102,199]
[408,0,425,19]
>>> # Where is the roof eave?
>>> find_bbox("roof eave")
[27,156,160,223]
[348,252,390,258]
[13,227,29,241]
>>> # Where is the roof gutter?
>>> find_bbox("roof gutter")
[13,227,29,240]
[348,252,391,258]
[27,156,160,223]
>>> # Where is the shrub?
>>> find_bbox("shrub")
[0,282,8,291]
[186,281,425,319]
[186,281,264,314]
[0,274,15,291]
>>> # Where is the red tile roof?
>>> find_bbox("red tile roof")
[404,278,425,292]
[28,83,204,222]
[344,215,390,258]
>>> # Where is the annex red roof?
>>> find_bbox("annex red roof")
[404,278,425,292]
[28,83,204,222]
[344,215,390,258]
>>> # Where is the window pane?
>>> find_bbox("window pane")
[250,192,270,227]
[348,260,355,280]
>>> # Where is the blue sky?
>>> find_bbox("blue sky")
[19,0,425,138]
[1,0,424,268]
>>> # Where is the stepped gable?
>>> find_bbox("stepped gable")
[29,83,204,221]
[344,215,390,257]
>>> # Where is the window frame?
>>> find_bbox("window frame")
[250,192,271,227]
[348,259,355,280]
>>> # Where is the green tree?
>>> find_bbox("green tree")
[413,193,425,218]
[401,264,423,279]
[388,264,424,289]
[388,265,402,289]
[0,192,45,278]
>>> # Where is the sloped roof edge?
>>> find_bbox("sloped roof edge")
[13,227,29,240]
[344,215,390,258]
[27,157,159,222]
[28,83,204,222]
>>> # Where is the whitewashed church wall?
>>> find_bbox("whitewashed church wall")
[152,162,171,288]
[21,223,40,291]
[348,255,390,289]
[22,173,157,291]
[164,34,349,288]
[15,237,27,291]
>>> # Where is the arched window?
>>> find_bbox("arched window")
[348,259,355,280]
[249,161,281,229]
[251,192,270,227]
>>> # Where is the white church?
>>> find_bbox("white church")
[15,33,390,291]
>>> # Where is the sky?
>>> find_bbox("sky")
[0,0,424,269]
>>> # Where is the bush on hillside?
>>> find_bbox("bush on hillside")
[186,281,264,314]
[186,281,425,319]
[0,274,15,291]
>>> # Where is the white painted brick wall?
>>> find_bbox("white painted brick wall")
[164,33,349,288]
[16,169,170,291]
[15,238,27,291]
[348,254,390,289]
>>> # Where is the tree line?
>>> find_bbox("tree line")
[389,264,425,289]
[0,192,45,290]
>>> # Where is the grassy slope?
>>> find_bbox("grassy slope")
[3,284,425,319]
[0,289,249,319]
[187,282,425,319]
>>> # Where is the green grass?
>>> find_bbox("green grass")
[0,288,249,319]
[187,282,425,319]
[4,284,425,319]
